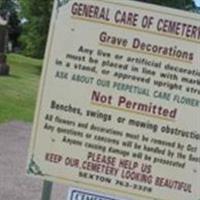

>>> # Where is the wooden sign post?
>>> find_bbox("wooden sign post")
[41,180,53,200]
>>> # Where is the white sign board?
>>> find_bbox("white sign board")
[67,188,126,200]
[28,0,200,200]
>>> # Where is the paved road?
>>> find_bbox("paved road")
[0,121,67,200]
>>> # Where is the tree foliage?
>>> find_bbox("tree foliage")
[136,0,195,10]
[18,0,197,58]
[0,0,21,51]
[0,0,17,16]
[19,0,53,58]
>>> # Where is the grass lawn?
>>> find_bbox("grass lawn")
[0,54,42,123]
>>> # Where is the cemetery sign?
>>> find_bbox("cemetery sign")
[27,1,200,200]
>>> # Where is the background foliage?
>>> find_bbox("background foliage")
[19,0,53,58]
[0,0,198,59]
[0,0,21,51]
[137,0,195,9]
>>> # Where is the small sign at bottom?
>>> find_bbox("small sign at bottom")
[67,188,127,200]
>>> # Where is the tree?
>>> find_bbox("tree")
[19,0,53,58]
[0,0,21,51]
[19,0,197,59]
[0,0,17,17]
[136,0,195,10]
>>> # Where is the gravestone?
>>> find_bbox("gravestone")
[0,16,9,75]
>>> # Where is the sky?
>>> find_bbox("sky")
[194,0,200,6]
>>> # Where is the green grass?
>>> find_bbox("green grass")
[0,54,42,123]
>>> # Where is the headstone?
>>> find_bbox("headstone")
[0,16,9,76]
[0,53,9,75]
